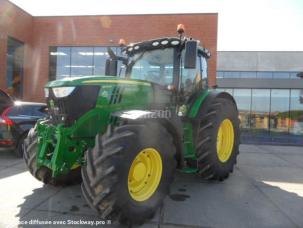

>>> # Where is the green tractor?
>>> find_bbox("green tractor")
[24,25,240,224]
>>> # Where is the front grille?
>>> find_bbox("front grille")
[47,85,100,127]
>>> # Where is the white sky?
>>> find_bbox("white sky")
[9,0,303,51]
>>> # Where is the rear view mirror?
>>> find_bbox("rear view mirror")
[105,59,118,76]
[184,40,197,69]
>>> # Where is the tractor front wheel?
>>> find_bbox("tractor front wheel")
[81,122,177,225]
[196,97,240,181]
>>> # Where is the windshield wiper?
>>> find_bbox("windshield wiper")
[129,51,146,67]
[125,51,146,77]
[107,47,128,64]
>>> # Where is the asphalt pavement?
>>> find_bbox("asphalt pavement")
[0,144,303,228]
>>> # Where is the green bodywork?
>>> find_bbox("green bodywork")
[37,76,208,177]
[35,36,215,177]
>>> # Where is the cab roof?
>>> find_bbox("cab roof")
[123,37,211,59]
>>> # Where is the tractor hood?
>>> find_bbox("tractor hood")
[44,75,155,128]
[45,76,151,88]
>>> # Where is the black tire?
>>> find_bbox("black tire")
[196,98,240,181]
[14,132,28,157]
[23,126,82,185]
[81,122,177,225]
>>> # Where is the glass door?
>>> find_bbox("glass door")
[6,37,24,99]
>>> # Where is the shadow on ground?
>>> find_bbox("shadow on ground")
[16,184,113,228]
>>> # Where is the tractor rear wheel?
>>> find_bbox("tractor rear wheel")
[196,98,240,180]
[23,126,81,185]
[81,122,177,225]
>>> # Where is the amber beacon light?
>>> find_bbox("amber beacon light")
[177,24,185,35]
[119,38,126,47]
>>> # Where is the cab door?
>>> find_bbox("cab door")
[180,53,206,106]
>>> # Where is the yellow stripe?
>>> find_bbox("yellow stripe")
[82,80,150,86]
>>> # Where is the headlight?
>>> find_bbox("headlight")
[44,88,49,98]
[52,87,75,98]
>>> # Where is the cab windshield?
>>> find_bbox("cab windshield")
[123,48,175,86]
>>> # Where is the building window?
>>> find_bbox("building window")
[93,47,111,75]
[251,89,271,133]
[223,71,241,78]
[49,46,118,80]
[273,72,290,79]
[289,89,303,135]
[70,47,94,77]
[233,89,251,129]
[269,89,290,134]
[216,71,224,78]
[290,72,300,79]
[257,72,272,78]
[49,47,71,80]
[224,88,233,95]
[240,71,256,78]
[217,71,300,79]
[218,87,303,143]
[6,37,24,99]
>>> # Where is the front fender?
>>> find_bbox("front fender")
[111,109,185,168]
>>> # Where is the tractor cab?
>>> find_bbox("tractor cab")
[106,25,211,111]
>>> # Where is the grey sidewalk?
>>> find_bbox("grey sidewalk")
[0,144,303,228]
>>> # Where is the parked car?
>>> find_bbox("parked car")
[0,89,47,157]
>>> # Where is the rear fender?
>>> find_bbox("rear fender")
[195,91,237,120]
[191,90,238,143]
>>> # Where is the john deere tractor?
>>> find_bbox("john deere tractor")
[24,25,240,224]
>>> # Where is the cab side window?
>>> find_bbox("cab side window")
[201,56,208,88]
[181,53,204,95]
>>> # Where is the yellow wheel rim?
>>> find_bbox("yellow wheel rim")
[71,163,80,169]
[128,148,162,202]
[216,119,235,163]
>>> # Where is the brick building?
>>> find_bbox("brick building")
[0,0,218,101]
